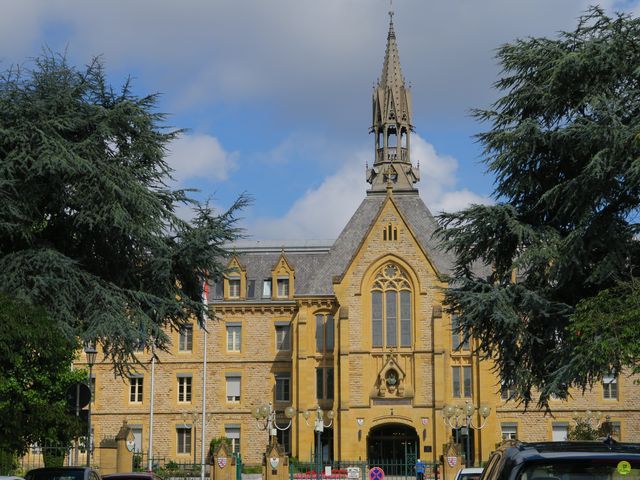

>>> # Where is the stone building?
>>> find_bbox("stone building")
[82,12,640,469]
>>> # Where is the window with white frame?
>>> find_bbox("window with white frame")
[226,374,241,403]
[501,423,518,440]
[451,314,470,351]
[228,278,241,298]
[315,314,334,353]
[129,376,143,403]
[226,324,241,352]
[316,367,334,401]
[371,263,412,348]
[225,426,240,454]
[276,324,291,351]
[131,425,143,452]
[452,365,472,398]
[277,278,290,298]
[178,375,192,403]
[262,279,272,298]
[500,380,515,400]
[603,373,618,400]
[176,425,192,454]
[275,372,291,402]
[179,324,193,352]
[552,423,568,441]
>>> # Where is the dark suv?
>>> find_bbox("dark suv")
[481,440,640,480]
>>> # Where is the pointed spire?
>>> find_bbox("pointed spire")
[379,9,405,94]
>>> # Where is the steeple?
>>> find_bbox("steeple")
[367,10,419,194]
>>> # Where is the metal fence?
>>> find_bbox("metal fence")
[289,460,439,480]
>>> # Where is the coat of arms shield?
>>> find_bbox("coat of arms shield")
[218,457,227,469]
[270,457,279,469]
[447,456,457,467]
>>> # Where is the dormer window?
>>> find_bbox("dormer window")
[228,278,241,298]
[277,278,290,298]
[262,279,272,298]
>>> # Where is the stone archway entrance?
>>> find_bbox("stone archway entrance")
[367,423,419,473]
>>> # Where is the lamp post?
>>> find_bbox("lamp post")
[302,406,334,480]
[84,343,98,468]
[252,403,296,447]
[181,410,213,465]
[442,401,490,467]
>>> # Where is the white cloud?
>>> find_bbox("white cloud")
[250,134,491,239]
[165,134,238,185]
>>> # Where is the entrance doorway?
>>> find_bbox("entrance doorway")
[367,424,419,474]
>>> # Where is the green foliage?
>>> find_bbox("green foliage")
[209,436,231,459]
[0,52,248,369]
[0,293,85,455]
[437,7,640,407]
[242,465,263,474]
[567,418,612,441]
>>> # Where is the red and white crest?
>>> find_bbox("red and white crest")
[217,457,227,469]
[447,456,458,468]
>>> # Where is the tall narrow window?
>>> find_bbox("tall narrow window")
[277,278,290,298]
[451,315,470,351]
[452,366,472,398]
[275,373,291,402]
[179,324,193,352]
[227,325,241,352]
[226,375,241,403]
[129,376,143,403]
[177,426,192,454]
[228,278,241,298]
[371,263,412,348]
[603,373,618,400]
[225,426,240,454]
[178,375,192,403]
[276,325,291,351]
[262,280,272,298]
[316,367,334,400]
[315,314,334,353]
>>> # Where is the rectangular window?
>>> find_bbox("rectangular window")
[275,373,291,402]
[131,425,143,453]
[603,374,618,400]
[452,367,461,397]
[552,423,568,442]
[277,278,289,297]
[263,279,272,298]
[452,366,472,398]
[316,367,334,400]
[501,423,518,440]
[372,291,383,347]
[451,315,470,350]
[276,428,290,454]
[501,382,515,401]
[228,278,241,298]
[247,280,256,298]
[385,290,397,347]
[179,324,193,352]
[608,421,621,440]
[129,376,143,403]
[226,375,241,403]
[178,376,192,403]
[400,291,411,347]
[227,325,241,352]
[177,426,192,454]
[315,314,334,353]
[276,325,291,351]
[463,365,472,398]
[225,426,240,454]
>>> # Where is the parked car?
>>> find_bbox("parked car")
[102,473,163,480]
[25,468,100,480]
[455,467,484,480]
[481,440,640,480]
[0,476,26,480]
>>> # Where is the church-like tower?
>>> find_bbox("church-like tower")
[367,11,420,193]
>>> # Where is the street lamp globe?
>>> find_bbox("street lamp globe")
[285,406,296,419]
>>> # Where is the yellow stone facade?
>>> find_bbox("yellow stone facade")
[80,11,640,471]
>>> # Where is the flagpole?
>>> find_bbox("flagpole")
[200,279,209,480]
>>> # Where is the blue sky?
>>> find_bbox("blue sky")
[3,0,639,240]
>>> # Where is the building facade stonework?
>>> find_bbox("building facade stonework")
[81,12,640,468]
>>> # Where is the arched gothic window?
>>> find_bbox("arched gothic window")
[371,263,412,348]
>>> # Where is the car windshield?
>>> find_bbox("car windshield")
[26,471,84,480]
[459,474,482,480]
[519,460,640,480]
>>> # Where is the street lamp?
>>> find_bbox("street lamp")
[302,406,334,480]
[572,410,603,428]
[181,410,213,465]
[84,343,98,468]
[252,403,296,445]
[442,401,490,467]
